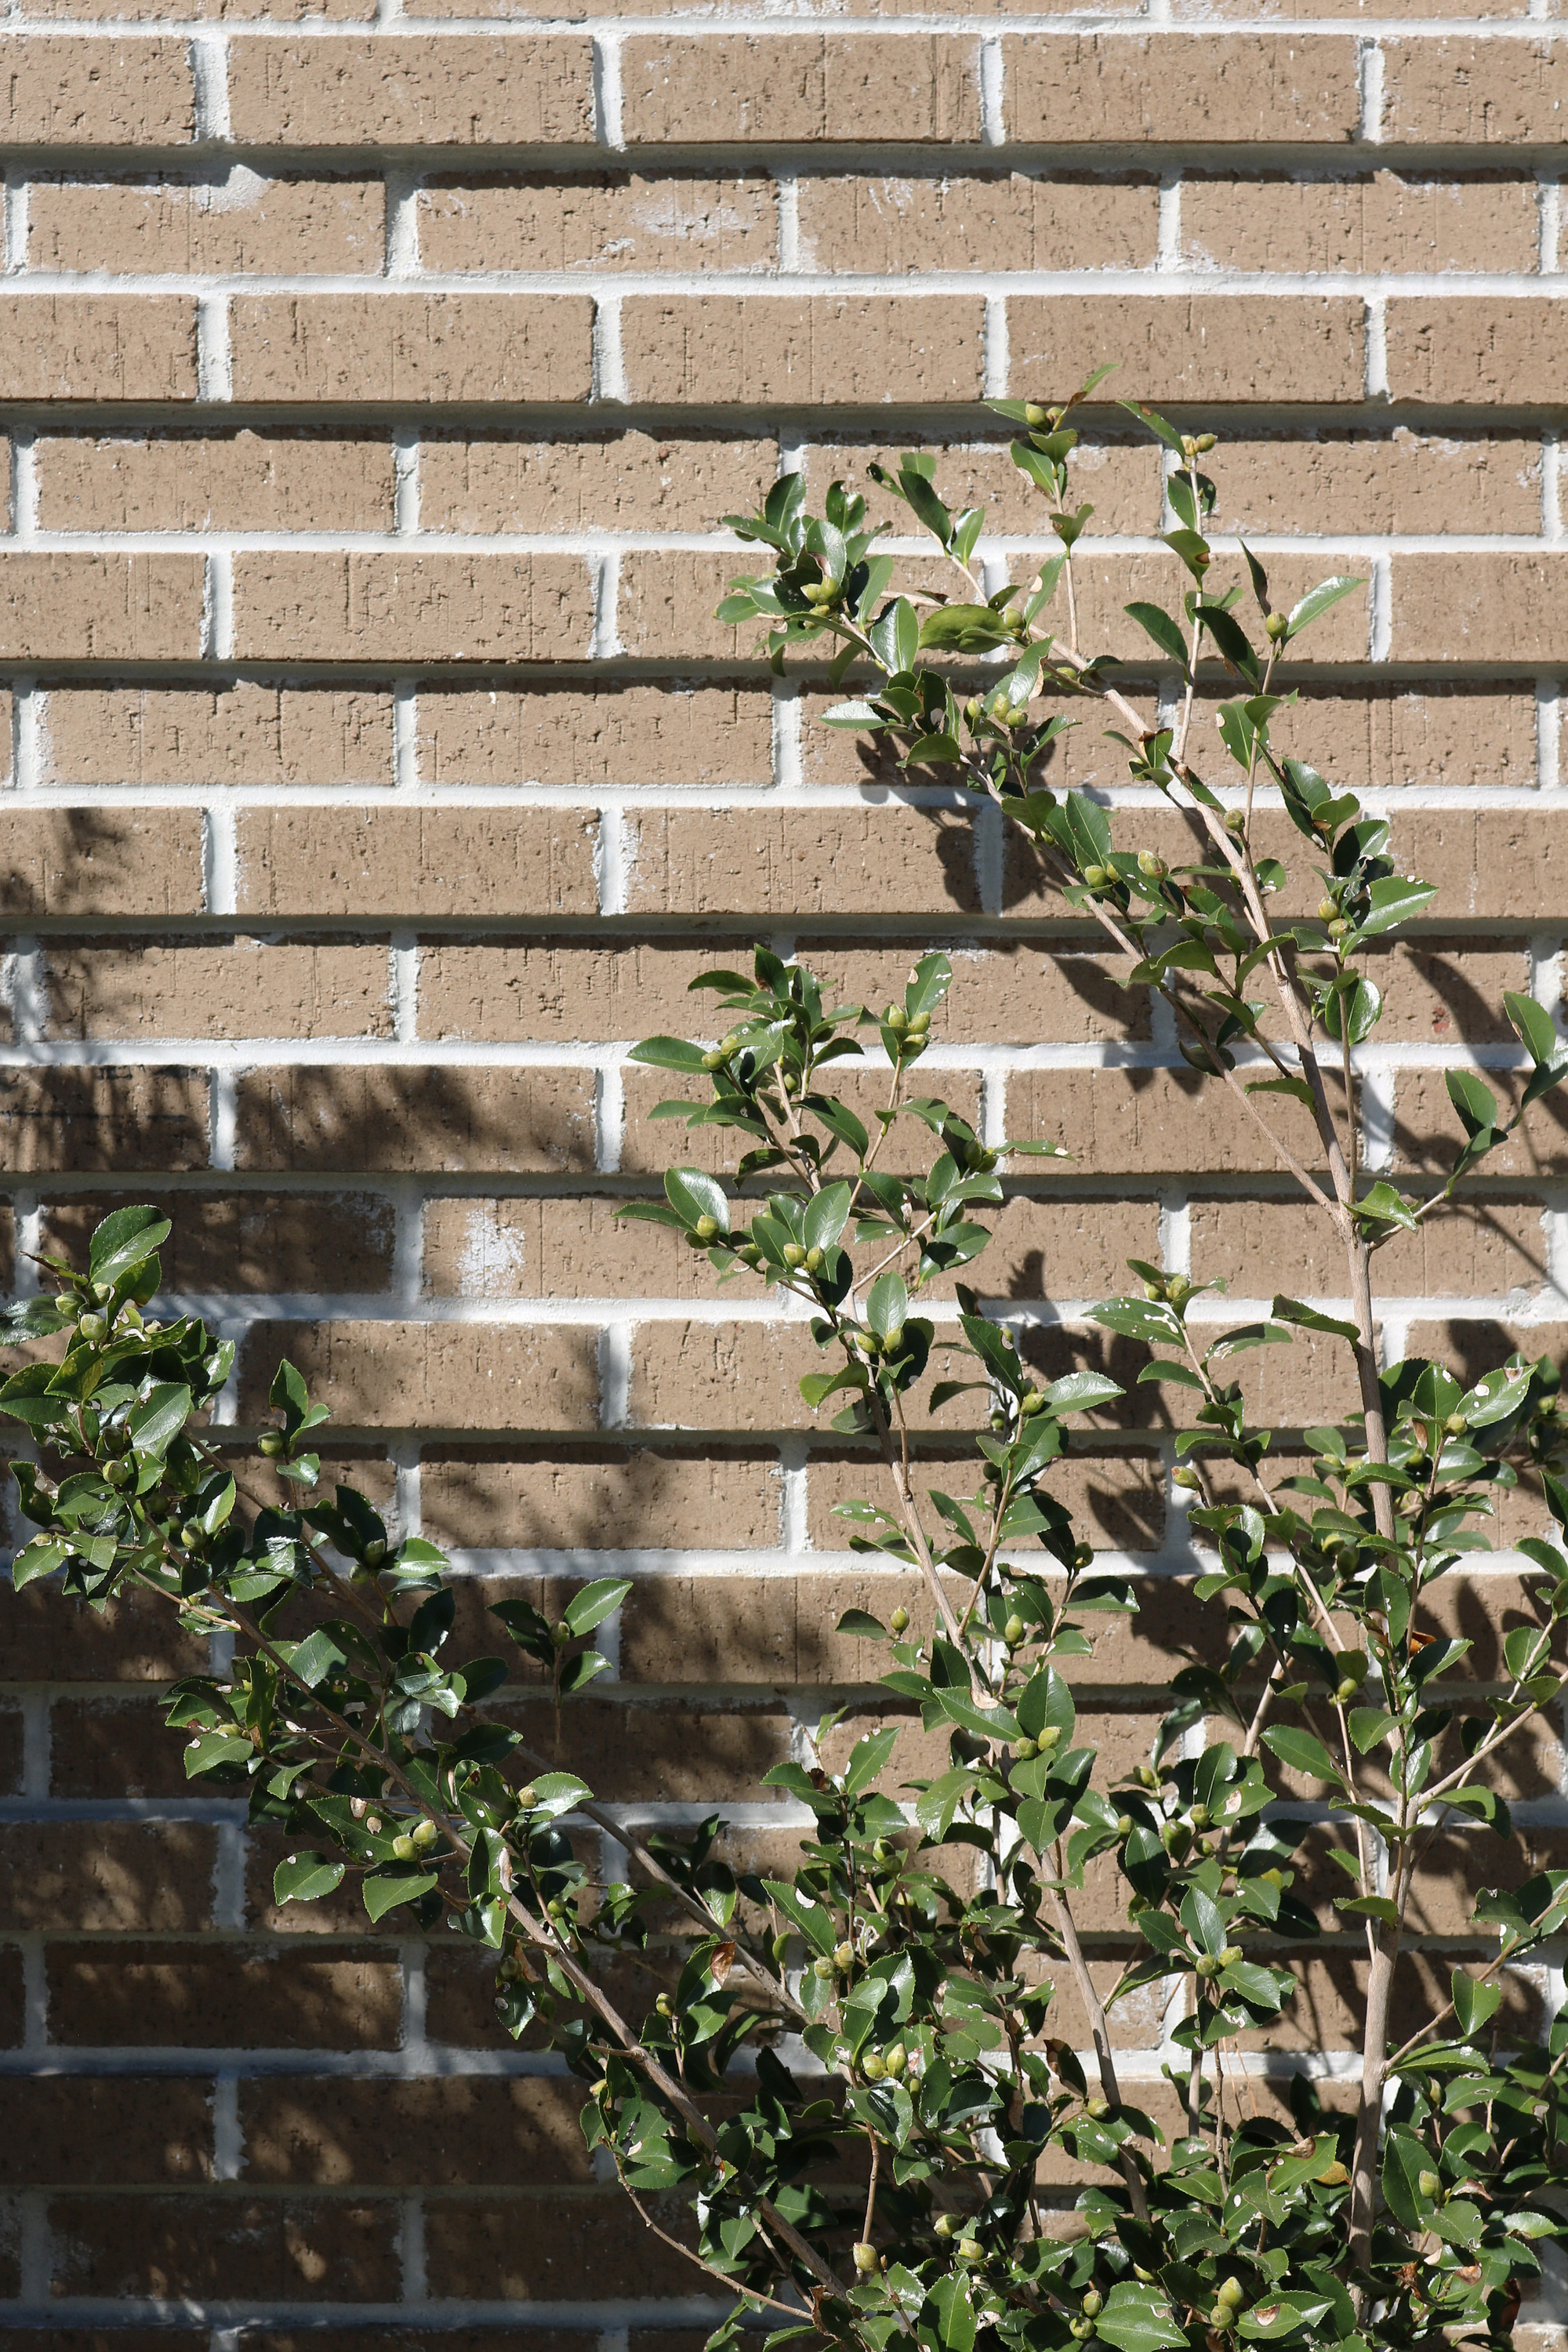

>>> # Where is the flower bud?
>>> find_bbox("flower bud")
[1013,1737,1037,1762]
[1265,611,1289,642]
[884,2042,908,2077]
[1194,434,1218,455]
[1138,851,1168,880]
[1082,864,1111,890]
[1417,2169,1443,2201]
[1036,1725,1062,1751]
[1081,2290,1103,2318]
[411,1817,439,1850]
[1020,1389,1046,1416]
[1190,1804,1210,1831]
[884,1324,905,1353]
[1073,1544,1094,1569]
[782,1243,806,1268]
[259,1431,286,1457]
[516,1785,537,1812]
[812,1955,835,1980]
[907,1011,931,1036]
[392,1832,416,1860]
[958,2238,985,2263]
[1173,1466,1202,1491]
[1316,897,1338,923]
[1085,2096,1109,2119]
[693,1214,720,1243]
[1004,1614,1026,1647]
[180,1523,203,1552]
[804,1247,823,1273]
[853,2242,880,2274]
[1225,808,1246,835]
[701,1048,726,1070]
[1023,403,1049,427]
[1219,1944,1243,1967]
[833,1941,855,1969]
[1116,1815,1133,1836]
[889,1606,910,1635]
[78,1312,107,1344]
[104,1457,132,1488]
[862,2052,886,2080]
[364,1539,387,1566]
[1210,2307,1236,2332]
[54,1291,78,1316]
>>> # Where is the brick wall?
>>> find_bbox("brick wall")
[0,0,1566,2341]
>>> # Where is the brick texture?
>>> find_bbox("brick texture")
[1,8,1563,2337]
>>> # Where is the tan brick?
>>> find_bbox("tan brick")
[42,684,396,789]
[49,1938,404,2051]
[956,1193,1163,1301]
[37,432,397,534]
[31,175,383,274]
[418,681,773,786]
[797,941,1149,1044]
[0,37,194,141]
[231,551,592,662]
[1189,1196,1545,1301]
[620,805,982,918]
[420,1443,779,1547]
[422,1193,705,1301]
[425,2192,694,2302]
[30,0,371,20]
[235,1319,601,1429]
[44,1189,395,1295]
[417,937,717,1042]
[620,1063,981,1178]
[1060,547,1371,663]
[419,430,775,535]
[617,549,750,662]
[1390,553,1568,665]
[1003,34,1361,142]
[1381,37,1568,144]
[1385,298,1566,405]
[1265,681,1540,796]
[0,1581,208,1683]
[234,808,599,919]
[0,1066,208,1171]
[0,554,204,659]
[495,1690,796,1801]
[1182,172,1538,274]
[241,2078,593,2188]
[0,809,203,916]
[36,939,393,1041]
[798,172,1158,273]
[420,172,775,272]
[0,1824,214,1931]
[1203,431,1541,539]
[1414,811,1568,921]
[801,434,1160,540]
[227,35,595,145]
[1006,295,1366,406]
[0,293,195,397]
[1007,1065,1341,1180]
[1392,1071,1568,1178]
[618,1566,978,1685]
[622,32,981,143]
[620,294,986,405]
[233,1065,594,1174]
[49,2195,400,2304]
[230,293,595,404]
[0,2080,211,2186]
[45,1692,216,1801]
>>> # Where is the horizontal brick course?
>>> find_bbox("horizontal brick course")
[417,680,773,784]
[37,433,399,535]
[227,36,597,146]
[31,175,386,276]
[233,1065,595,1173]
[41,684,396,789]
[36,938,394,1040]
[230,294,597,405]
[797,172,1160,273]
[234,808,600,918]
[621,33,982,144]
[1004,35,1362,143]
[620,292,987,406]
[1385,297,1566,406]
[1007,295,1366,406]
[1180,172,1540,274]
[420,172,778,273]
[230,550,593,662]
[236,1319,601,1428]
[0,1065,209,1171]
[49,2194,401,2303]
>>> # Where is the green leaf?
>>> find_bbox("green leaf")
[563,1577,631,1639]
[1352,1181,1417,1233]
[1123,602,1189,666]
[916,603,1013,653]
[1271,1296,1359,1344]
[929,2275,976,2352]
[363,1867,439,1921]
[88,1204,172,1287]
[1452,1968,1502,2039]
[1093,2282,1186,2352]
[183,1730,252,1778]
[127,1382,192,1461]
[629,1036,710,1072]
[664,1168,729,1234]
[844,1726,898,1796]
[1445,1068,1499,1142]
[1262,1726,1342,1784]
[866,1271,909,1342]
[762,1879,837,1957]
[274,1852,347,1906]
[1351,874,1438,940]
[804,1182,852,1252]
[11,1536,71,1588]
[1505,990,1559,1066]
[1286,575,1364,641]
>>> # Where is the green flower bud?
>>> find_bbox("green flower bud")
[804,1247,823,1272]
[853,2242,880,2275]
[1195,1953,1221,1978]
[1219,1944,1243,1967]
[1210,2306,1236,2332]
[391,1833,416,1860]
[1316,896,1338,923]
[1194,433,1218,455]
[884,1324,905,1353]
[1004,1614,1026,1647]
[1036,1725,1062,1751]
[782,1243,806,1268]
[907,1011,931,1036]
[180,1523,203,1552]
[515,1785,537,1811]
[103,1457,132,1488]
[933,2212,957,2238]
[258,1431,286,1457]
[1138,1766,1160,1789]
[1085,2096,1109,2119]
[78,1312,107,1344]
[411,1817,439,1850]
[1190,1804,1210,1831]
[862,2052,886,2080]
[812,1955,835,1980]
[1328,917,1352,941]
[1023,403,1049,427]
[364,1539,387,1567]
[833,1940,855,1969]
[1116,1815,1132,1836]
[958,2238,985,2263]
[1138,851,1168,880]
[54,1292,78,1316]
[889,1606,910,1635]
[693,1214,720,1243]
[884,2042,908,2077]
[1225,808,1246,835]
[701,1048,726,1070]
[886,1004,909,1031]
[1265,610,1289,642]
[1073,1544,1094,1569]
[1173,1466,1202,1491]
[1082,865,1111,890]
[1013,1737,1037,1762]
[1417,2169,1443,2201]
[1080,2291,1103,2319]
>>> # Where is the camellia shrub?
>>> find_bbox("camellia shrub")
[10,376,1568,2352]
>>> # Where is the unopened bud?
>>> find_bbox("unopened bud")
[1173,1466,1202,1491]
[1138,851,1168,880]
[259,1431,286,1457]
[693,1214,720,1242]
[1265,612,1289,642]
[853,2242,880,2274]
[1004,1615,1026,1646]
[889,1606,910,1635]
